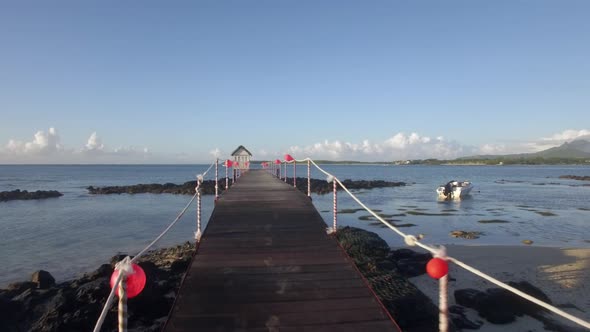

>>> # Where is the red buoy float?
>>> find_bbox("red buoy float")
[426,257,449,279]
[110,263,146,298]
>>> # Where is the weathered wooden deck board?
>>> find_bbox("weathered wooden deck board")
[163,170,398,332]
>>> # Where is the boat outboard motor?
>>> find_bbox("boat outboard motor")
[444,181,454,198]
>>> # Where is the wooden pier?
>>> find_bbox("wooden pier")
[163,170,398,331]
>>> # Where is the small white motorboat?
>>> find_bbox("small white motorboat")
[437,180,473,199]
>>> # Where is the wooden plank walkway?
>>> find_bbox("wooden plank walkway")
[163,170,398,332]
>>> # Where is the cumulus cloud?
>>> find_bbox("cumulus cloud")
[5,127,63,155]
[1,128,151,163]
[84,132,104,151]
[286,132,476,161]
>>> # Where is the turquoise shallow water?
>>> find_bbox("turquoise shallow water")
[0,164,589,286]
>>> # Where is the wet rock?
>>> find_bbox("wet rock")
[449,305,483,330]
[336,227,438,331]
[455,281,553,325]
[88,179,227,196]
[559,175,590,181]
[388,249,432,278]
[286,177,406,195]
[5,281,36,297]
[336,226,390,264]
[450,230,483,240]
[1,242,195,332]
[31,270,55,289]
[0,189,63,202]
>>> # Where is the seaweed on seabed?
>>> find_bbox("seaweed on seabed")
[335,227,438,331]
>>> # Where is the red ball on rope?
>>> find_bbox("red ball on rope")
[110,263,146,298]
[426,257,449,279]
[274,159,281,165]
[284,154,294,162]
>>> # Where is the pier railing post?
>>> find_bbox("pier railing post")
[225,163,228,190]
[293,160,296,187]
[195,177,202,242]
[307,159,311,197]
[439,275,449,332]
[215,158,219,201]
[118,276,127,332]
[333,179,337,233]
[283,162,287,182]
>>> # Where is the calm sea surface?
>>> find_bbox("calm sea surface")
[1,164,589,286]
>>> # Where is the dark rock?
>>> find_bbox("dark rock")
[507,281,551,316]
[449,305,483,330]
[87,264,113,280]
[110,254,130,267]
[170,257,190,274]
[138,261,159,279]
[336,226,391,265]
[450,230,483,240]
[0,189,63,202]
[480,288,519,324]
[336,227,438,331]
[389,248,419,260]
[88,177,406,196]
[454,285,549,325]
[31,270,55,289]
[455,288,487,309]
[5,281,36,297]
[388,249,432,277]
[559,175,590,181]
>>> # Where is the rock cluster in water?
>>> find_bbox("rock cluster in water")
[559,175,590,181]
[284,177,406,195]
[0,190,63,202]
[335,227,438,331]
[87,177,406,196]
[87,180,225,196]
[0,242,194,332]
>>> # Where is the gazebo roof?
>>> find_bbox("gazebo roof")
[231,145,252,156]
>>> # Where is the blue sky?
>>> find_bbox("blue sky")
[1,1,589,163]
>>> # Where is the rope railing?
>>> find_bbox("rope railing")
[273,156,590,331]
[93,160,219,332]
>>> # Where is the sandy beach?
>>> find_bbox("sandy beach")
[408,245,590,331]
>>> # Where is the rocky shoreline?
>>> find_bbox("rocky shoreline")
[0,190,63,202]
[559,175,590,181]
[87,177,406,196]
[0,243,194,332]
[0,228,556,332]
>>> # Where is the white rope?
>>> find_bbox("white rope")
[201,161,216,178]
[303,157,590,330]
[93,192,198,332]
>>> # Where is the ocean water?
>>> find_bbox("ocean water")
[1,164,589,287]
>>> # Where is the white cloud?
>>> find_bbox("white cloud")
[84,132,104,151]
[286,132,476,161]
[4,127,63,155]
[1,128,151,163]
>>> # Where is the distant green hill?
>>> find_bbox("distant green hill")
[460,139,590,160]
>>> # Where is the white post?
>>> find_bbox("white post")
[283,162,287,182]
[215,158,219,200]
[293,160,296,187]
[118,276,127,332]
[196,181,202,242]
[333,180,337,232]
[307,159,311,197]
[439,275,449,332]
